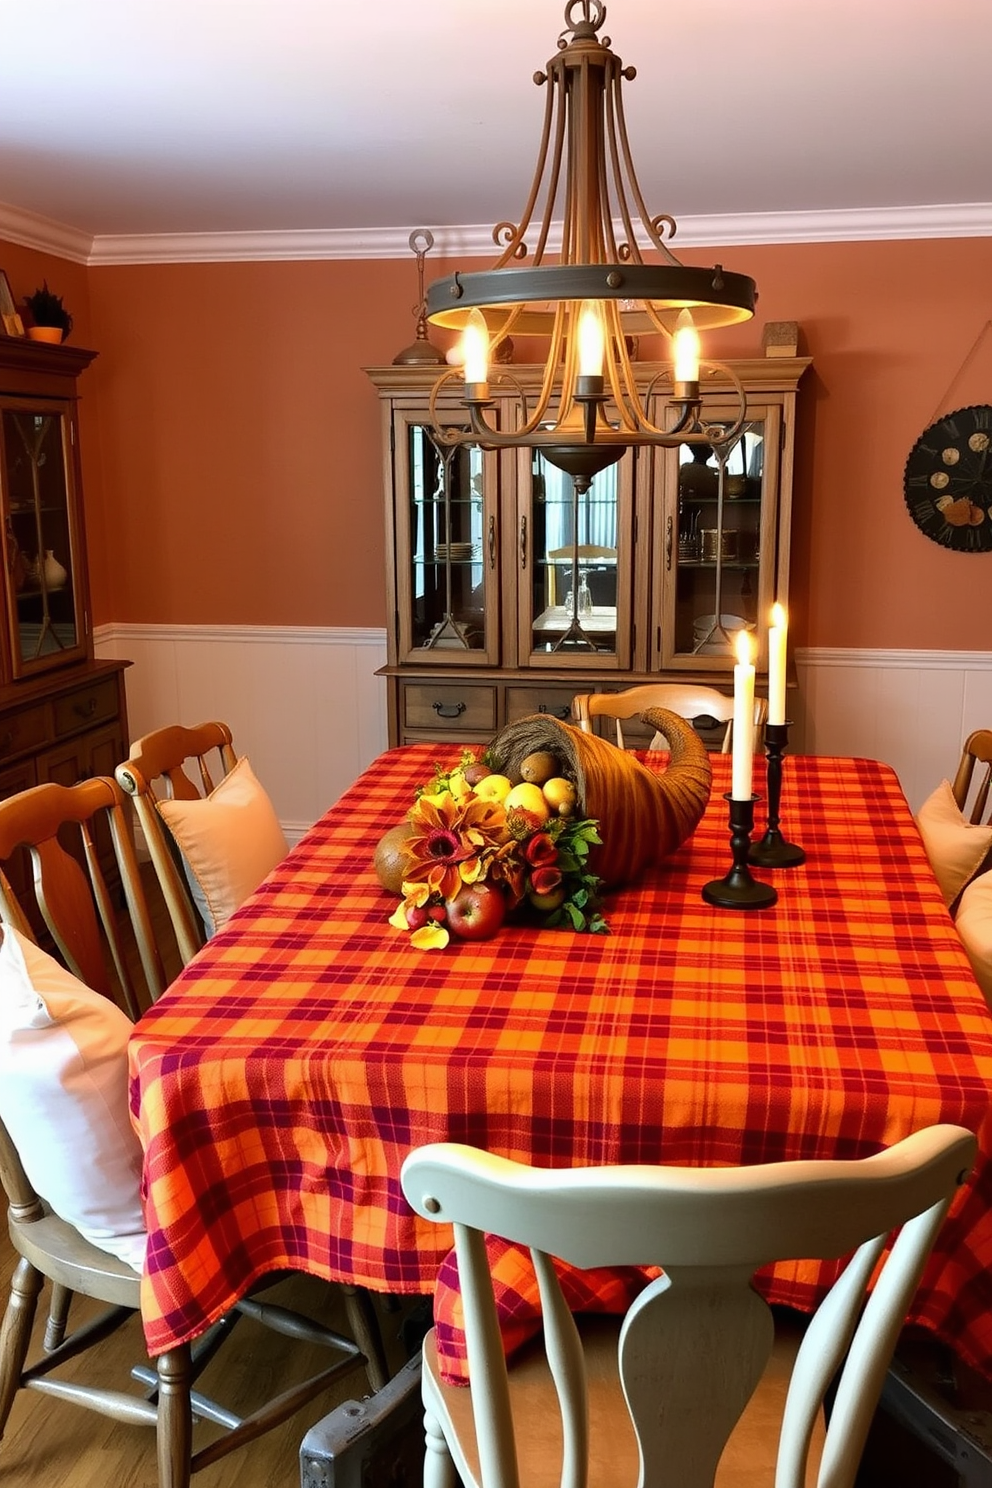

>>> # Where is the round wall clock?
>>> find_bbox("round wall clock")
[904,404,992,552]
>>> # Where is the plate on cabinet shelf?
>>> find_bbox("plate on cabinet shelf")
[435,542,479,561]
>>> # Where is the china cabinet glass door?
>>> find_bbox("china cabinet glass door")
[516,447,635,669]
[393,409,501,666]
[653,402,781,671]
[0,402,87,678]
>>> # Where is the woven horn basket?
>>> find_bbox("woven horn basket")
[486,709,712,888]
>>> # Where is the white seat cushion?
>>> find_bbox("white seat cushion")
[0,926,146,1271]
[157,755,289,935]
[915,779,992,908]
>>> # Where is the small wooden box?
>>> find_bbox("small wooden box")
[762,321,799,358]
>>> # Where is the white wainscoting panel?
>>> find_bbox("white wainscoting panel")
[95,624,388,842]
[796,648,992,814]
[94,628,992,834]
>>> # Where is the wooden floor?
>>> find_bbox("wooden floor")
[0,1245,416,1488]
[0,863,423,1487]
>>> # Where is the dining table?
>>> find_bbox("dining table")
[128,741,992,1384]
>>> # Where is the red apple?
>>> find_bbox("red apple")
[445,882,506,940]
[427,904,448,924]
[462,761,493,786]
[405,904,429,930]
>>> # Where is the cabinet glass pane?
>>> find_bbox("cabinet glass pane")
[673,421,763,659]
[529,453,618,655]
[2,410,78,665]
[408,424,488,652]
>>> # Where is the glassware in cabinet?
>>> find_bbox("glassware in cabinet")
[0,403,88,678]
[393,411,501,666]
[516,445,636,670]
[653,401,783,672]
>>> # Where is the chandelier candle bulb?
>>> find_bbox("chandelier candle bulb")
[673,309,700,385]
[578,302,606,378]
[767,603,788,726]
[732,629,755,800]
[462,309,490,392]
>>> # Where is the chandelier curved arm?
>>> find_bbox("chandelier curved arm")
[641,360,750,446]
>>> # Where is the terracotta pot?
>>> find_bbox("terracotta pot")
[26,326,63,345]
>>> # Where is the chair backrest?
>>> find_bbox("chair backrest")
[115,720,238,966]
[952,729,992,825]
[401,1126,975,1488]
[573,683,768,753]
[0,777,165,1016]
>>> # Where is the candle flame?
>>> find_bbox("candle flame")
[771,601,786,628]
[735,628,753,666]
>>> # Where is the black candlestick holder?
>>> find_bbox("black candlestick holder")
[702,794,778,910]
[749,721,806,868]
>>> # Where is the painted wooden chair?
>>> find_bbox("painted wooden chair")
[573,682,768,753]
[401,1127,975,1488]
[952,728,992,825]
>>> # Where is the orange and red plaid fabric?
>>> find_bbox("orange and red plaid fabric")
[129,747,992,1378]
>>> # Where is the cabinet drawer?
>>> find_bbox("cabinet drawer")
[0,704,48,763]
[403,684,497,733]
[53,677,119,738]
[506,686,579,725]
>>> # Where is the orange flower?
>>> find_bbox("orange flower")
[403,790,509,900]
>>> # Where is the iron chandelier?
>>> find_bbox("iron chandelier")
[425,0,757,480]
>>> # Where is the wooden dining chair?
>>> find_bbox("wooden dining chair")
[115,721,239,965]
[0,777,171,1360]
[0,1103,376,1488]
[573,682,768,753]
[952,729,992,825]
[0,775,166,1021]
[401,1126,975,1488]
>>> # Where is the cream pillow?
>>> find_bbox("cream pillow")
[0,926,146,1271]
[157,755,288,935]
[955,868,992,1008]
[915,779,992,908]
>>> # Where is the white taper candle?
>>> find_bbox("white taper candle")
[767,602,787,726]
[732,629,755,799]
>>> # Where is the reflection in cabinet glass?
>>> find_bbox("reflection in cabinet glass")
[529,452,619,656]
[3,409,80,667]
[408,425,486,652]
[673,421,764,660]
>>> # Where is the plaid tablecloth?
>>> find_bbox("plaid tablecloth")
[128,746,992,1375]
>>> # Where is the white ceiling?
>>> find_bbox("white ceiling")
[1,0,991,255]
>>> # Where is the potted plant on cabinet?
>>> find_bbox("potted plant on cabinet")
[23,282,73,344]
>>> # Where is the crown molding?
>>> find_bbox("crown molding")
[4,199,992,268]
[0,200,93,263]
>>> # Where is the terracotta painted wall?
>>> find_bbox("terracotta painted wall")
[3,236,992,649]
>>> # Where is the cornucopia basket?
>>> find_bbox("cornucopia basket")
[486,708,712,888]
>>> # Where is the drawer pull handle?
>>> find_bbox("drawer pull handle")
[519,515,527,569]
[73,698,99,719]
[539,703,570,720]
[666,514,674,572]
[433,701,466,719]
[488,514,496,570]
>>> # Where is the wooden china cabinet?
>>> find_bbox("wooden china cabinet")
[367,356,810,748]
[0,339,129,819]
